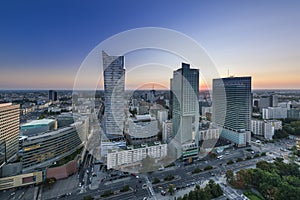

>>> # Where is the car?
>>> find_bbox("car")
[161,190,166,196]
[251,151,255,154]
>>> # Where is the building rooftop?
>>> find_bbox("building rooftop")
[21,119,55,128]
[0,103,12,107]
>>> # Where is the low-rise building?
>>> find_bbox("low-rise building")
[107,142,167,170]
[0,171,43,191]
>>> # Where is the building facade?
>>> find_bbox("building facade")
[198,128,220,141]
[0,103,20,164]
[162,120,172,143]
[103,51,125,139]
[251,119,282,140]
[48,90,58,101]
[0,171,43,191]
[171,63,199,144]
[212,77,252,146]
[107,142,167,169]
[262,107,287,119]
[21,118,88,172]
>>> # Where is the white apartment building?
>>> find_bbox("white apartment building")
[251,119,282,140]
[107,142,167,169]
[262,107,287,119]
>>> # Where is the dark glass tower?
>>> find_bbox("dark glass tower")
[213,76,251,132]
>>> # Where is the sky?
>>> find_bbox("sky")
[0,0,300,90]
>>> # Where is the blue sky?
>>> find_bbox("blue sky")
[0,0,300,89]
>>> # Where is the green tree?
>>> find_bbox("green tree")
[120,185,130,192]
[168,184,175,195]
[83,195,94,200]
[152,177,160,184]
[226,170,234,184]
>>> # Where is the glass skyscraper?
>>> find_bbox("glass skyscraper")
[103,51,125,139]
[212,76,251,146]
[171,63,199,144]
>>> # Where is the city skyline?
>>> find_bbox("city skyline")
[1,1,300,90]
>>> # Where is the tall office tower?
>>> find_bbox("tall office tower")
[169,78,173,119]
[0,103,20,165]
[171,63,199,144]
[48,90,58,101]
[212,76,251,146]
[103,51,126,139]
[270,94,278,107]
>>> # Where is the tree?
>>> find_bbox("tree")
[164,174,175,181]
[226,170,234,184]
[168,184,175,195]
[227,160,234,165]
[83,195,94,200]
[129,108,137,116]
[152,177,160,184]
[192,167,202,174]
[204,165,213,171]
[120,185,130,192]
[273,129,289,139]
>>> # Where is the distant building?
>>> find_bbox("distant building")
[201,106,212,117]
[287,108,300,119]
[48,90,58,101]
[258,94,278,111]
[162,120,172,143]
[103,51,125,139]
[212,77,252,147]
[262,107,287,119]
[0,103,20,164]
[171,63,199,144]
[157,110,168,127]
[251,119,282,140]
